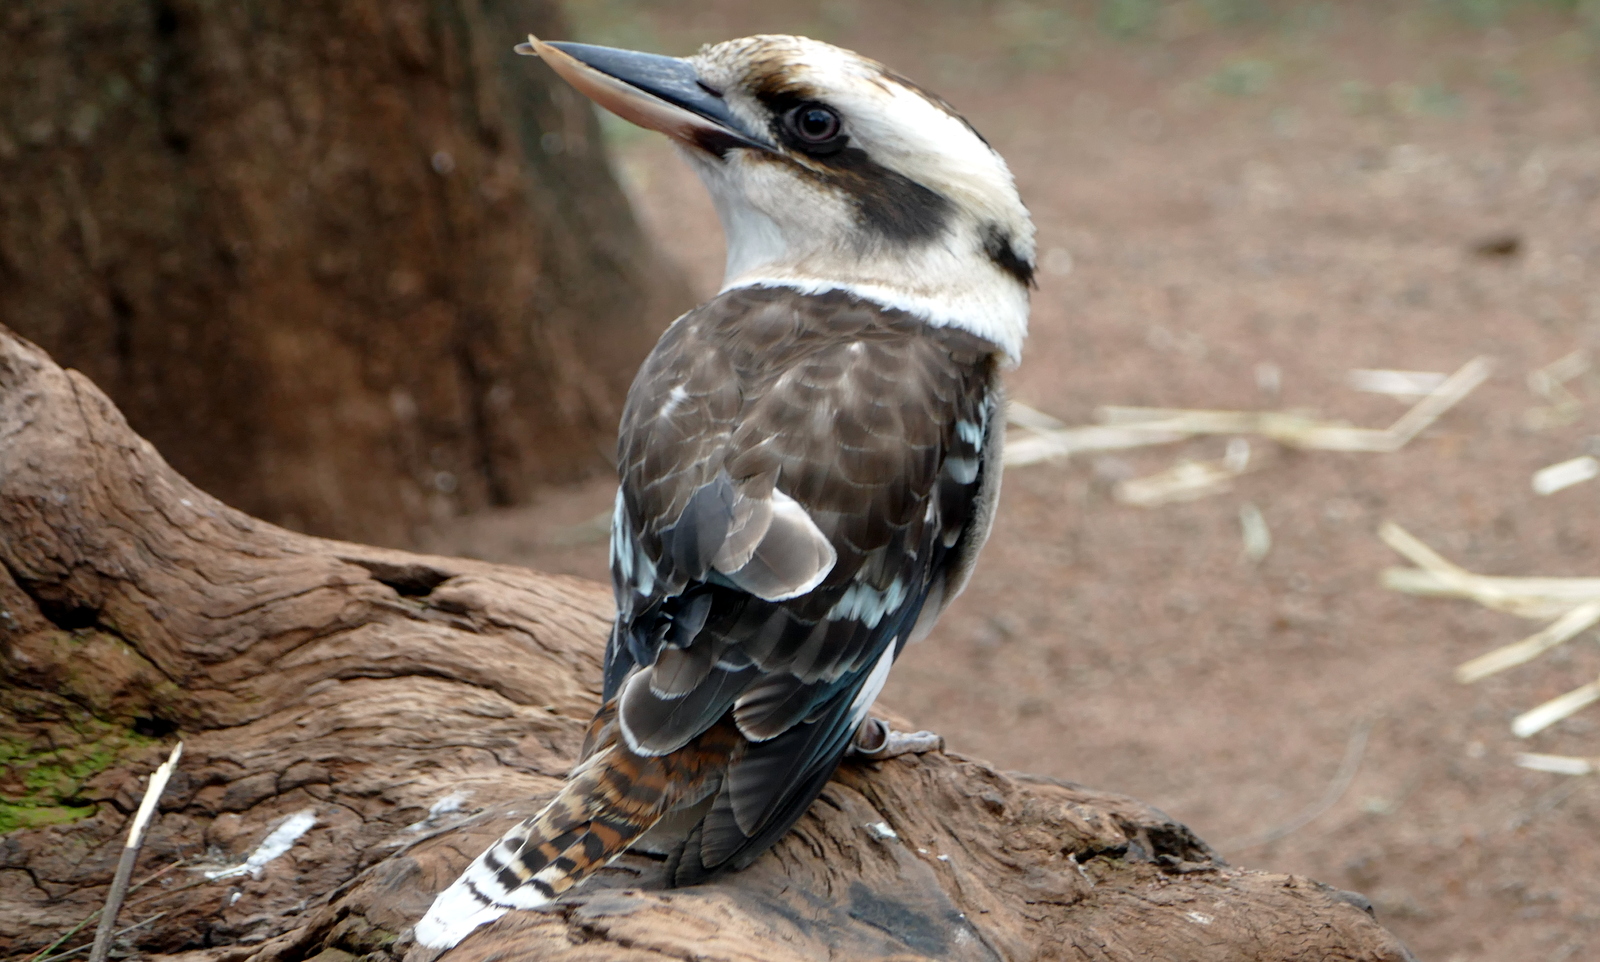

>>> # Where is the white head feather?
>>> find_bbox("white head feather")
[525,33,1034,361]
[683,35,1035,362]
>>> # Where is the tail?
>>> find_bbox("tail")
[413,712,740,950]
[412,746,662,949]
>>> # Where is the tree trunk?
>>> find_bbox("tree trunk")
[0,0,688,545]
[0,329,1414,961]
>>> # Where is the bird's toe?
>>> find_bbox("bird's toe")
[848,717,944,759]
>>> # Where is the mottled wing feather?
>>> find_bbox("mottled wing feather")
[677,686,867,883]
[607,286,998,876]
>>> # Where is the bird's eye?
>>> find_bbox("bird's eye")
[783,103,845,153]
[792,105,839,141]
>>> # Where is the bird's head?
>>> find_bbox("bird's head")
[520,33,1034,361]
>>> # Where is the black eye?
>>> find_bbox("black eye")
[783,103,844,152]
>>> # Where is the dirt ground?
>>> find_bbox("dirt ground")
[419,4,1600,959]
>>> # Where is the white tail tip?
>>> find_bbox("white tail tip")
[414,872,511,949]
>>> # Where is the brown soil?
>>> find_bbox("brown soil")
[420,5,1600,960]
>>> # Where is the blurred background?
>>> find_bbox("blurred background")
[6,1,1600,959]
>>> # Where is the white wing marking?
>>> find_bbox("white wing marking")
[720,489,836,601]
[849,643,898,727]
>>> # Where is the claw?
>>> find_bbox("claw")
[847,716,944,760]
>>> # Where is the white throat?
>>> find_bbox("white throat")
[687,149,1031,364]
[725,268,1029,368]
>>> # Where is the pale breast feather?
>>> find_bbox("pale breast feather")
[605,285,1000,881]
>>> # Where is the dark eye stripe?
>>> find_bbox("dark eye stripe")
[749,81,951,244]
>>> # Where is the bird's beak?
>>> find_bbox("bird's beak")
[516,35,766,156]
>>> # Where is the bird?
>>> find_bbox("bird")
[413,31,1034,950]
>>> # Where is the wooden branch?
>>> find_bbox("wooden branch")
[0,327,1415,962]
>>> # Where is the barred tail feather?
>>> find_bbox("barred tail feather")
[413,748,664,949]
[411,865,513,949]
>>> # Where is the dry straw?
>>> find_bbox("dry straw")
[1381,523,1600,742]
[1006,356,1492,512]
[1006,356,1490,470]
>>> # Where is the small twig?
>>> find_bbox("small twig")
[26,859,191,962]
[1379,521,1600,619]
[1516,753,1600,776]
[87,742,182,962]
[1512,674,1600,739]
[123,860,213,911]
[1098,356,1493,453]
[40,914,167,962]
[1239,502,1271,563]
[1008,357,1491,468]
[115,856,191,907]
[1113,439,1253,507]
[25,910,99,962]
[1221,719,1373,852]
[1457,602,1600,684]
[1347,368,1447,398]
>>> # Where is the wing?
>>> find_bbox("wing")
[605,286,1000,880]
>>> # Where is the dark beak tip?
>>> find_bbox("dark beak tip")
[525,38,766,154]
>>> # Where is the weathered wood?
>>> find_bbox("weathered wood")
[0,329,1414,961]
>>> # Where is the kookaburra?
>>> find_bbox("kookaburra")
[415,32,1033,949]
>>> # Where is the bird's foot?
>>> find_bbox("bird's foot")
[847,716,944,760]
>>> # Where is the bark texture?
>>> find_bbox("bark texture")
[0,329,1415,962]
[0,0,687,544]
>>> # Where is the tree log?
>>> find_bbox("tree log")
[0,329,1414,961]
[0,0,689,544]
